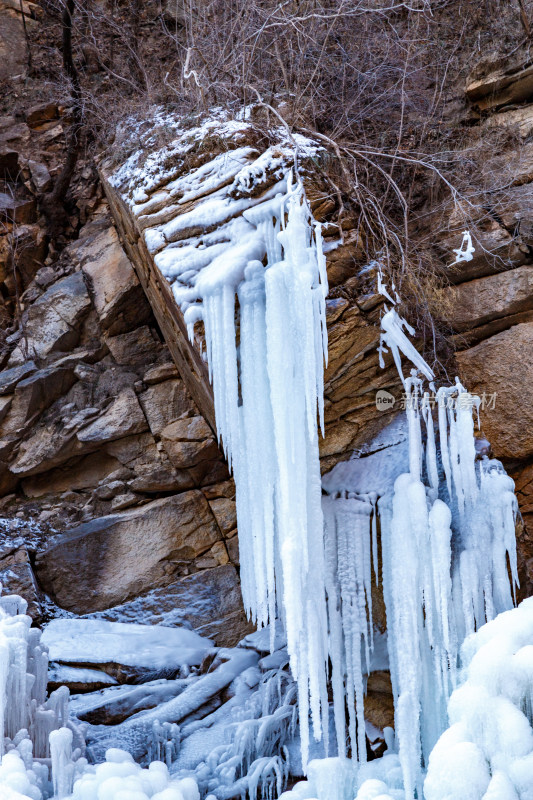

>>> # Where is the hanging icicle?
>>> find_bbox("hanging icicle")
[317,266,519,799]
[190,173,330,767]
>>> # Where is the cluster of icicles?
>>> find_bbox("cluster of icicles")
[190,174,520,796]
[321,316,519,798]
[0,592,202,800]
[192,174,330,767]
[0,590,77,799]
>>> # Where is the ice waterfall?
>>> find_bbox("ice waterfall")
[375,277,519,797]
[380,378,518,798]
[189,167,520,790]
[317,273,519,798]
[194,175,330,766]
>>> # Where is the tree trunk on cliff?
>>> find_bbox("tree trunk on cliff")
[42,0,83,237]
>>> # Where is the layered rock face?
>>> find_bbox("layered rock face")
[0,203,248,644]
[99,114,404,477]
[433,53,533,598]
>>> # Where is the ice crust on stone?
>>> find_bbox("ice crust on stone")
[76,635,301,800]
[175,658,297,799]
[42,620,213,670]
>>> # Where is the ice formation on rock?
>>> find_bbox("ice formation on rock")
[114,136,331,766]
[0,590,69,761]
[424,597,533,800]
[180,659,297,799]
[42,619,212,673]
[109,113,332,768]
[309,271,520,799]
[109,114,525,799]
[452,230,475,264]
[375,274,519,798]
[0,588,78,799]
[280,273,523,800]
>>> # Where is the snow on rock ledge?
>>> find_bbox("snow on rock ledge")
[41,619,213,672]
[99,107,404,473]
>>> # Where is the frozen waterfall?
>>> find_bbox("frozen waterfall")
[184,164,521,789]
[9,126,525,800]
[194,175,330,767]
[380,377,518,798]
[283,261,523,800]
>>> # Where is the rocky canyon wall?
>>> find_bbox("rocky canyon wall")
[2,0,533,652]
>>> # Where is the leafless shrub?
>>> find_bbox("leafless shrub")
[32,0,533,366]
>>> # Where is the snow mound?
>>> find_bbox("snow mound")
[424,597,533,800]
[70,749,200,800]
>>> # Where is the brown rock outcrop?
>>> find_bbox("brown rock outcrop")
[7,271,91,366]
[453,267,533,329]
[456,322,533,461]
[509,462,533,599]
[80,222,151,335]
[466,54,533,113]
[35,491,222,612]
[0,204,247,638]
[440,266,533,344]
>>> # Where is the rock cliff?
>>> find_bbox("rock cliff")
[2,0,533,655]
